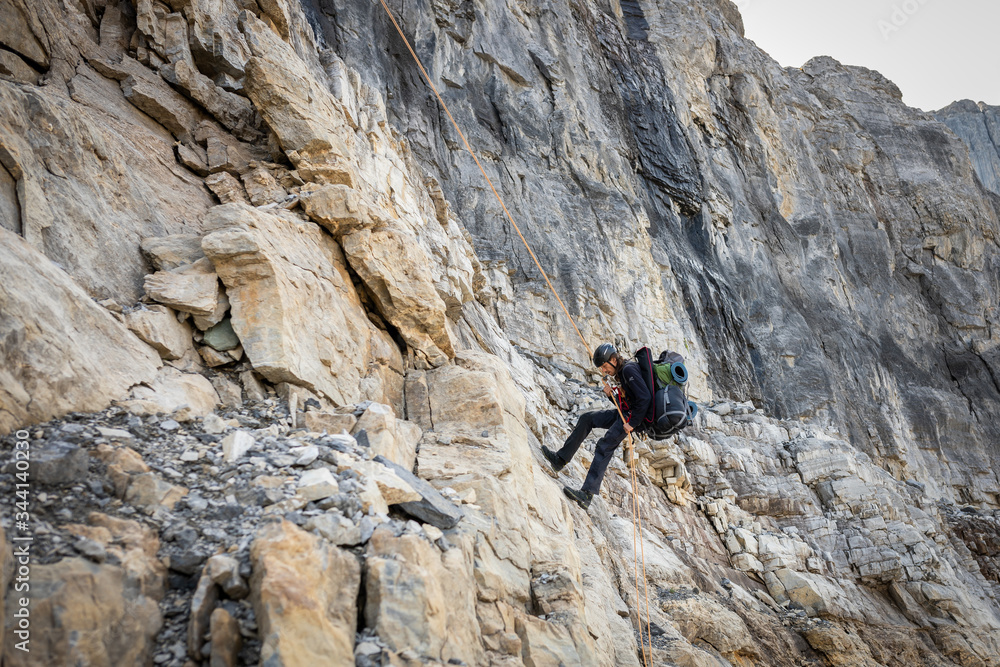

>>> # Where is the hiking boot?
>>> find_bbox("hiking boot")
[563,486,594,511]
[541,446,565,473]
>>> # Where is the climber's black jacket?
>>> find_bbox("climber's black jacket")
[610,361,654,431]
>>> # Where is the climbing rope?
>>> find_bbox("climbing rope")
[374,1,654,662]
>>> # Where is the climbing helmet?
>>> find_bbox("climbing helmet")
[592,343,617,368]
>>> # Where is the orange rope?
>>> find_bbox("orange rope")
[630,443,654,661]
[628,439,651,666]
[374,2,654,662]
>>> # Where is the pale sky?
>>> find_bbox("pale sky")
[736,0,1000,111]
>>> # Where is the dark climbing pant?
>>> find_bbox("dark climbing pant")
[555,409,627,495]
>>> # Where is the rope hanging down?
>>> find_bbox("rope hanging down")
[374,0,653,662]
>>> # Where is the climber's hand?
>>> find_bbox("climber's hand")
[602,384,613,398]
[624,423,634,434]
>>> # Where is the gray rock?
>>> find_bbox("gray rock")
[374,455,463,529]
[31,441,88,485]
[203,317,241,352]
[74,537,107,562]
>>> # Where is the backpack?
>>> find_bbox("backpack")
[635,347,698,440]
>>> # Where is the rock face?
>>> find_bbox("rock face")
[0,227,160,434]
[201,203,404,407]
[250,520,360,667]
[4,513,165,667]
[936,100,1000,196]
[2,0,1000,665]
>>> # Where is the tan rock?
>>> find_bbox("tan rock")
[241,370,268,402]
[125,305,194,360]
[515,613,587,667]
[176,141,210,176]
[365,526,481,665]
[299,183,374,236]
[121,366,219,418]
[0,50,39,85]
[251,520,360,667]
[341,228,455,368]
[304,513,362,547]
[0,227,160,434]
[143,258,220,316]
[205,172,250,205]
[394,420,422,472]
[303,410,357,434]
[209,607,242,667]
[119,65,203,140]
[160,58,260,143]
[201,203,403,406]
[80,512,167,600]
[221,431,254,462]
[242,166,287,206]
[205,554,249,600]
[3,559,162,666]
[241,13,354,185]
[141,234,206,271]
[198,344,234,367]
[0,0,49,69]
[124,472,188,510]
[349,460,420,505]
[353,402,396,459]
[660,596,755,656]
[188,569,219,658]
[297,468,339,502]
[192,289,231,330]
[211,376,243,409]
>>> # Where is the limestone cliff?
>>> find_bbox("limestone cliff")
[936,100,1000,196]
[1,0,999,666]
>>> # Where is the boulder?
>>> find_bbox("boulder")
[251,520,360,667]
[140,234,206,271]
[121,366,220,418]
[188,569,219,658]
[143,258,220,316]
[352,403,396,462]
[515,614,586,667]
[303,410,357,434]
[297,468,339,502]
[124,473,188,511]
[205,172,250,204]
[30,440,89,486]
[365,526,481,665]
[125,305,194,360]
[304,513,362,547]
[205,554,249,600]
[241,166,287,206]
[341,228,455,368]
[0,227,160,434]
[192,289,230,331]
[299,183,374,236]
[4,512,166,667]
[2,559,163,666]
[374,456,462,529]
[340,458,420,506]
[203,318,240,351]
[201,203,402,406]
[209,607,242,667]
[221,430,254,463]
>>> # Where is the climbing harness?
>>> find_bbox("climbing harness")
[374,1,654,662]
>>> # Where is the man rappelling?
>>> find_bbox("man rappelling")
[542,343,654,511]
